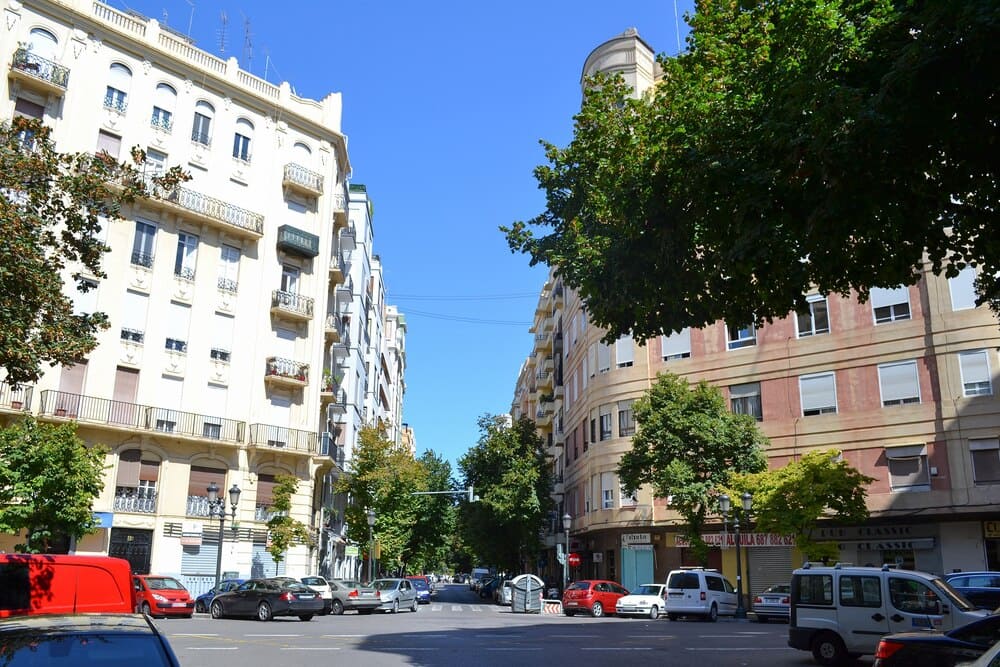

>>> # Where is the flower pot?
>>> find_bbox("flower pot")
[55,408,67,416]
[10,400,23,410]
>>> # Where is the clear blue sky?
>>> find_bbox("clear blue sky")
[116,0,695,470]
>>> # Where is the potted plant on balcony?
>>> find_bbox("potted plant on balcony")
[322,370,333,392]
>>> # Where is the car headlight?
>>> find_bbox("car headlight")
[152,593,169,603]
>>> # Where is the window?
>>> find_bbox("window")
[191,101,214,145]
[599,404,612,441]
[589,410,596,445]
[96,130,121,158]
[210,348,230,362]
[795,575,833,605]
[597,342,611,373]
[615,334,634,368]
[217,244,240,292]
[949,267,978,311]
[885,445,930,491]
[971,439,1000,485]
[151,83,176,131]
[281,265,300,293]
[174,232,198,280]
[144,148,167,175]
[131,220,156,268]
[27,27,58,60]
[959,350,992,397]
[839,575,882,608]
[620,481,638,507]
[292,141,312,164]
[120,290,148,343]
[879,360,920,406]
[233,118,253,162]
[661,328,691,360]
[600,472,615,509]
[800,372,837,416]
[618,399,635,437]
[871,286,911,324]
[730,382,762,421]
[797,294,830,337]
[70,277,99,317]
[889,577,940,614]
[727,322,756,350]
[165,302,190,354]
[104,63,131,113]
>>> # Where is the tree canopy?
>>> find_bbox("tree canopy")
[0,417,107,553]
[265,474,314,575]
[617,373,767,562]
[405,450,457,574]
[504,0,1000,341]
[0,118,187,384]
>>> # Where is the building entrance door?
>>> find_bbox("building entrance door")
[109,528,152,574]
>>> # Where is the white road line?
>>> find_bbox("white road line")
[549,634,598,638]
[486,648,542,652]
[470,605,482,611]
[432,605,443,611]
[451,605,463,611]
[627,635,674,639]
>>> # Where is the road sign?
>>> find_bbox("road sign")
[567,552,581,567]
[345,545,359,557]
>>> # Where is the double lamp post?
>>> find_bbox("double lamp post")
[206,481,241,591]
[718,491,752,619]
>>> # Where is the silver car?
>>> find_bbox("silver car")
[372,578,418,613]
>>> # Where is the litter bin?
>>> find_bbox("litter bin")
[510,574,544,613]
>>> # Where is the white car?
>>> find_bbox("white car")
[664,567,738,622]
[300,576,333,615]
[615,583,666,619]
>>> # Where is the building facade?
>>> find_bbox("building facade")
[0,0,403,593]
[516,30,1000,596]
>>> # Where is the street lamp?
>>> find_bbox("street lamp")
[366,508,376,583]
[207,481,241,591]
[740,491,754,615]
[718,492,752,619]
[562,513,571,593]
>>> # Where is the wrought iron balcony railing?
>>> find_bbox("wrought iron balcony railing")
[276,224,320,258]
[0,381,32,411]
[271,290,314,317]
[114,490,157,514]
[186,495,212,517]
[248,424,318,454]
[264,357,309,383]
[283,163,324,194]
[10,47,70,89]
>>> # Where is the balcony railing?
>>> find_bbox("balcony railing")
[187,495,212,517]
[248,424,318,454]
[283,163,324,196]
[38,390,245,442]
[326,389,348,414]
[114,491,157,514]
[255,504,285,522]
[276,224,320,258]
[10,47,70,90]
[270,290,314,318]
[339,224,357,251]
[0,382,32,410]
[264,357,309,383]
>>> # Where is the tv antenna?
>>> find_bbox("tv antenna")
[217,11,228,54]
[241,12,253,72]
[184,0,195,38]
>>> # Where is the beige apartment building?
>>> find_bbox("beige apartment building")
[514,30,1000,595]
[0,0,404,592]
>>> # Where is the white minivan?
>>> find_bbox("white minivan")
[664,567,738,622]
[789,563,988,666]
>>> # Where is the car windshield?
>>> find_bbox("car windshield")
[301,577,327,587]
[668,572,700,589]
[372,580,398,591]
[145,577,184,591]
[763,585,791,594]
[411,579,429,590]
[567,582,591,591]
[0,632,174,666]
[634,585,662,595]
[934,577,978,612]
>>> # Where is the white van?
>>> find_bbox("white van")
[664,566,738,621]
[789,563,988,666]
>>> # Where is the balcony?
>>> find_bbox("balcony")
[248,423,318,454]
[329,255,346,284]
[336,278,354,314]
[325,388,348,415]
[320,431,345,468]
[0,381,32,411]
[534,332,552,353]
[255,504,284,522]
[113,490,157,514]
[325,314,343,342]
[151,181,264,240]
[553,332,563,352]
[9,47,69,96]
[264,357,308,388]
[339,224,357,252]
[332,192,348,229]
[38,390,245,442]
[553,284,564,307]
[270,290,314,322]
[282,163,324,198]
[543,355,555,372]
[276,224,320,259]
[536,370,553,391]
[542,315,555,333]
[331,331,352,359]
[553,474,565,495]
[186,495,212,517]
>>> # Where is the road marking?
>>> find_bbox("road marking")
[432,605,443,611]
[188,647,238,651]
[173,633,219,637]
[451,605,463,611]
[627,635,674,639]
[549,634,598,638]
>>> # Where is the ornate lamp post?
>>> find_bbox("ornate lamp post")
[740,491,754,615]
[718,492,753,619]
[207,481,241,590]
[562,513,571,593]
[366,508,376,583]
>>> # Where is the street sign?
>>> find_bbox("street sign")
[345,545,359,557]
[567,552,581,567]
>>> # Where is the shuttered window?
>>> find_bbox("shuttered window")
[971,439,1000,485]
[187,465,225,498]
[879,361,920,406]
[661,328,691,360]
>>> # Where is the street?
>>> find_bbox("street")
[156,583,865,667]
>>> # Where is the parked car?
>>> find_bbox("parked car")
[0,613,180,666]
[407,574,435,593]
[664,567,737,622]
[965,635,1000,666]
[562,580,629,617]
[209,577,324,621]
[194,578,244,613]
[329,579,382,615]
[410,577,432,604]
[615,583,666,619]
[494,580,513,606]
[300,575,333,615]
[371,578,418,613]
[945,572,1000,611]
[0,554,136,617]
[751,583,791,623]
[873,613,1000,667]
[133,575,194,618]
[479,576,499,599]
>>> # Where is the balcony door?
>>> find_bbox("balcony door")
[56,362,87,416]
[110,367,139,425]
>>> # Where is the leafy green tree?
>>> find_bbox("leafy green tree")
[265,474,314,575]
[0,417,107,553]
[406,450,456,574]
[504,1,1000,340]
[728,449,875,562]
[458,415,553,573]
[618,373,768,564]
[1,118,188,384]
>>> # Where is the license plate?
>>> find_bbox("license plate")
[566,602,577,607]
[172,602,188,607]
[298,594,315,599]
[763,597,780,603]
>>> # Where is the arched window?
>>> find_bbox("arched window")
[233,117,254,162]
[191,100,214,146]
[292,141,311,165]
[27,28,58,60]
[151,83,177,131]
[114,449,160,513]
[104,62,132,113]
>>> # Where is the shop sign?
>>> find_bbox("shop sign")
[621,533,651,546]
[675,532,795,548]
[985,521,1000,539]
[345,545,359,557]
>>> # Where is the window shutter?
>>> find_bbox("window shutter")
[166,302,191,344]
[597,342,610,372]
[800,374,836,412]
[256,473,276,508]
[959,350,990,386]
[187,465,225,498]
[212,313,234,354]
[14,98,45,119]
[615,334,634,366]
[154,83,177,111]
[115,449,141,486]
[879,361,919,403]
[121,290,149,333]
[108,63,132,91]
[139,459,160,482]
[96,131,121,157]
[870,286,908,309]
[661,328,691,358]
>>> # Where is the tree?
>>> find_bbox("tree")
[406,450,456,574]
[617,373,767,563]
[504,1,1000,341]
[458,415,553,573]
[0,417,107,553]
[728,449,875,562]
[0,117,188,385]
[265,474,314,575]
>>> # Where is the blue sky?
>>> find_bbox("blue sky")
[116,0,694,470]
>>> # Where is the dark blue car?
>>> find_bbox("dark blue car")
[410,577,432,604]
[944,572,1000,611]
[194,579,245,613]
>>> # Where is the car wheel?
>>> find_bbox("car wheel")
[706,603,718,622]
[141,601,153,617]
[649,605,660,620]
[299,614,313,621]
[391,600,399,614]
[210,600,224,619]
[591,602,604,618]
[195,600,206,613]
[411,598,418,612]
[257,601,273,622]
[811,632,847,667]
[330,599,344,616]
[667,613,678,621]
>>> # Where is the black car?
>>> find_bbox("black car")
[209,577,324,621]
[0,613,180,666]
[873,613,1000,667]
[945,572,1000,611]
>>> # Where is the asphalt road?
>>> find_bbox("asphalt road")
[155,583,869,667]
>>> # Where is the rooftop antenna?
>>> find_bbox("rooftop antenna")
[217,11,228,54]
[673,0,682,53]
[184,0,195,38]
[241,12,253,72]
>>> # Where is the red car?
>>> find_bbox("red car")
[562,579,629,617]
[134,575,195,618]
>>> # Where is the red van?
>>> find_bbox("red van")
[0,554,136,617]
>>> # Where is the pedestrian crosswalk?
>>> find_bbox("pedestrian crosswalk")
[427,604,503,613]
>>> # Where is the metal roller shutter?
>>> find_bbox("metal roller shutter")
[251,539,287,579]
[746,547,793,599]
